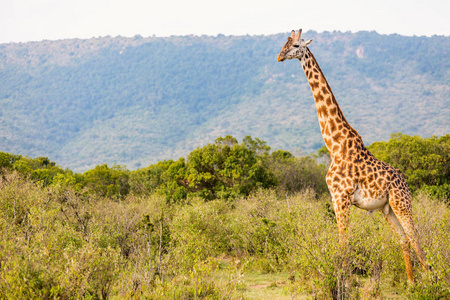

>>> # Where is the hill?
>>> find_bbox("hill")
[0,31,449,171]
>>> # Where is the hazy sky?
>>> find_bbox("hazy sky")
[1,0,449,43]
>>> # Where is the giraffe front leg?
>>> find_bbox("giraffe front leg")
[331,193,352,243]
[331,193,353,297]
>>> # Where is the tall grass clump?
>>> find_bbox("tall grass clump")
[0,171,122,299]
[406,192,450,299]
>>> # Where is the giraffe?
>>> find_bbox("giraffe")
[277,29,428,283]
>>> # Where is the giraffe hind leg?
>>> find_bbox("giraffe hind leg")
[390,186,429,270]
[382,206,414,283]
[389,203,429,273]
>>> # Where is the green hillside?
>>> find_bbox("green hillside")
[0,31,449,171]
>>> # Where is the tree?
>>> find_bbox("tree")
[82,164,130,198]
[0,152,67,186]
[186,136,276,200]
[129,158,187,203]
[268,149,328,196]
[0,152,22,170]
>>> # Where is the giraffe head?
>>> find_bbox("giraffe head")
[277,29,313,62]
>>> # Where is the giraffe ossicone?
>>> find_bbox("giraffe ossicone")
[278,29,429,284]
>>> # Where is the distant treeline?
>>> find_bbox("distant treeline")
[1,32,449,171]
[1,133,449,202]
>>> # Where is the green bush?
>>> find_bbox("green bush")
[185,135,276,201]
[0,171,121,299]
[420,183,450,203]
[0,152,22,170]
[0,152,68,186]
[82,164,130,198]
[169,199,234,271]
[268,149,329,196]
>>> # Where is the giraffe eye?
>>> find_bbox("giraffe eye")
[293,45,299,48]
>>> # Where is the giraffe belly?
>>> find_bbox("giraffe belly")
[352,183,389,213]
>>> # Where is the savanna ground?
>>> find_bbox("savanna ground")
[1,171,449,299]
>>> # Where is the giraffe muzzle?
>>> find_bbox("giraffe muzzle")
[277,54,286,62]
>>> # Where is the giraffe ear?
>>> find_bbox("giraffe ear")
[305,39,314,46]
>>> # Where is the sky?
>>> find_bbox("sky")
[1,0,449,44]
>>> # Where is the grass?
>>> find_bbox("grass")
[215,256,296,299]
[237,271,293,300]
[1,171,449,299]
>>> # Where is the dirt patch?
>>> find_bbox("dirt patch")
[249,284,269,289]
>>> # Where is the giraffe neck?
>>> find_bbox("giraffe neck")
[300,48,363,158]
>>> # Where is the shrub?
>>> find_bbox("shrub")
[82,164,130,198]
[186,135,276,201]
[268,150,329,196]
[169,199,234,271]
